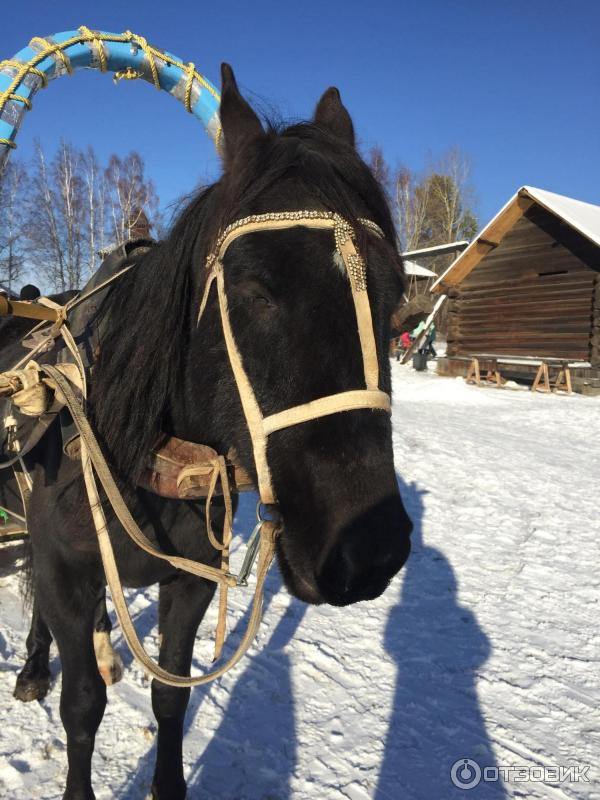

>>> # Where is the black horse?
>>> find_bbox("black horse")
[3,65,412,800]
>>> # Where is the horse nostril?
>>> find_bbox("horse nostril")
[316,498,412,607]
[318,547,354,602]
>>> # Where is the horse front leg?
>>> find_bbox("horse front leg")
[14,596,53,702]
[151,573,216,800]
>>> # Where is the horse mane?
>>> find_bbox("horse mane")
[91,121,399,480]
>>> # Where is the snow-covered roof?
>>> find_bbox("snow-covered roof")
[431,186,600,292]
[403,260,437,278]
[402,240,469,259]
[525,186,600,248]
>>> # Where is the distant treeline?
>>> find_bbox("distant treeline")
[1,138,478,297]
[0,141,160,293]
[368,145,478,283]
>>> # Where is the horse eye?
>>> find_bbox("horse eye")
[235,279,276,310]
[252,294,273,308]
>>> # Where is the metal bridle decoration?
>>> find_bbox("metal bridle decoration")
[0,26,221,173]
[198,210,392,505]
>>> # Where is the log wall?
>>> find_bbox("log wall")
[446,206,600,363]
[592,274,600,366]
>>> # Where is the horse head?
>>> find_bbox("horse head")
[93,65,412,608]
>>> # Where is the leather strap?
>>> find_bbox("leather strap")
[263,389,390,435]
[139,435,253,499]
[215,263,274,502]
[44,365,238,587]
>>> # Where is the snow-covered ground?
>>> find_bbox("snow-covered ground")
[1,364,599,800]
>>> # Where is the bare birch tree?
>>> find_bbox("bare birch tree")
[104,152,158,248]
[26,141,68,291]
[394,165,433,252]
[82,146,106,277]
[55,140,86,289]
[25,140,91,290]
[368,145,392,197]
[12,142,159,292]
[0,161,28,291]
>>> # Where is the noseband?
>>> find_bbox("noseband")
[198,211,392,506]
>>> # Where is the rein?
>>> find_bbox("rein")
[0,210,391,686]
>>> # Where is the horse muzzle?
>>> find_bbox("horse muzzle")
[315,494,412,606]
[276,493,412,607]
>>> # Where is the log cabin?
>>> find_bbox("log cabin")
[432,186,600,394]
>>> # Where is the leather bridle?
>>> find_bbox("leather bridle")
[197,210,392,506]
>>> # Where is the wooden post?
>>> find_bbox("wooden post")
[400,295,447,364]
[465,358,481,385]
[531,362,551,393]
[0,295,58,322]
[485,358,506,388]
[553,362,573,395]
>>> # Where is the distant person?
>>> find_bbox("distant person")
[423,324,437,358]
[411,320,426,339]
[19,284,41,301]
[394,332,411,361]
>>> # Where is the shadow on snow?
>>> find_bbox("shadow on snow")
[119,493,305,800]
[375,477,506,799]
[118,483,504,799]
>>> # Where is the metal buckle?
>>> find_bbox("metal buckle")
[4,414,19,453]
[227,501,282,587]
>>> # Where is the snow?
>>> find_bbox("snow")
[402,260,437,278]
[523,186,600,249]
[1,364,599,799]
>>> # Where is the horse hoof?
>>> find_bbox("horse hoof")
[98,652,124,687]
[14,673,51,703]
[94,631,124,686]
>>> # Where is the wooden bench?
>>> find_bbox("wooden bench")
[464,356,573,395]
[465,357,507,388]
[531,360,573,395]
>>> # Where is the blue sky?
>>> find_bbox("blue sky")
[2,0,599,227]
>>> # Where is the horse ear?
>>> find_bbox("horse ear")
[219,63,264,161]
[313,87,355,147]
